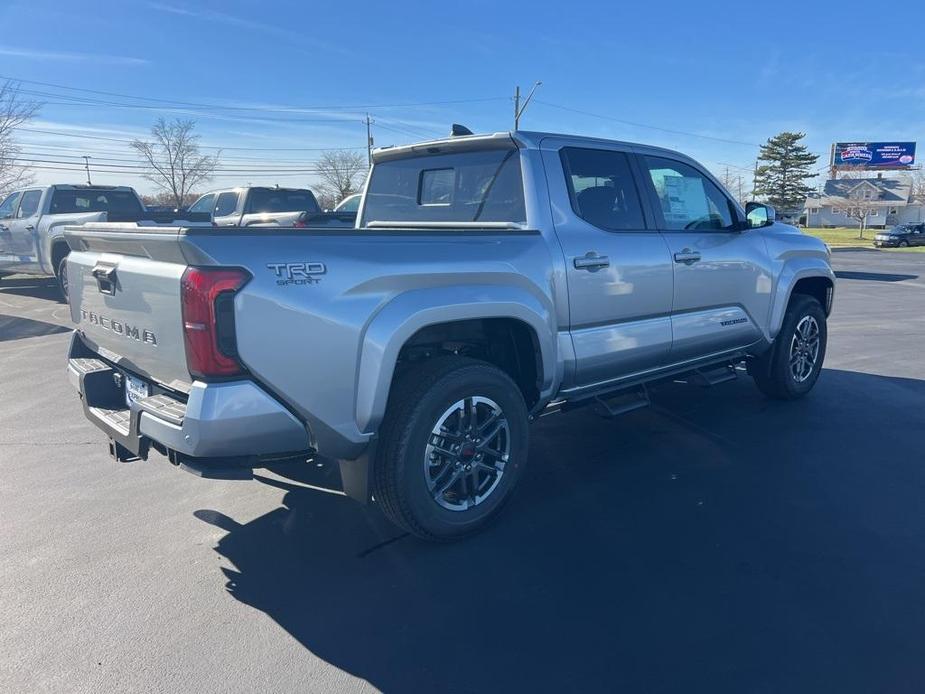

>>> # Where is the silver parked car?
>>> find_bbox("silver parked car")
[65,130,834,540]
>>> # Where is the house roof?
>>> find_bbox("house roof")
[806,176,911,208]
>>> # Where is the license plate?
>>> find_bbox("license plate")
[124,374,150,407]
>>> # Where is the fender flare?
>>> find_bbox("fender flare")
[768,258,835,339]
[355,284,558,434]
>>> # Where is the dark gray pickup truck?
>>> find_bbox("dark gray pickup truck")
[65,130,834,540]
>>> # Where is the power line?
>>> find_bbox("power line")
[533,99,763,148]
[16,127,366,151]
[1,74,507,113]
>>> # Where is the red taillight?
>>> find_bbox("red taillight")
[180,267,250,379]
[292,219,306,228]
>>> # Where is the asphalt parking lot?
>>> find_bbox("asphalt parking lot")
[2,249,924,693]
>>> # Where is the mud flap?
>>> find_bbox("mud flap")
[338,439,377,504]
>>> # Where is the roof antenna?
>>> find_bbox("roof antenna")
[451,124,473,137]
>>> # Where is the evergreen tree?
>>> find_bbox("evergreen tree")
[753,132,819,211]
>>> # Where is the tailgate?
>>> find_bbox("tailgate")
[65,224,194,392]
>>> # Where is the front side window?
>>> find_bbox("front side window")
[0,192,22,219]
[363,147,526,225]
[16,190,41,218]
[560,147,645,231]
[643,156,735,231]
[188,194,215,214]
[213,192,239,217]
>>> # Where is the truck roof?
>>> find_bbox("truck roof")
[371,130,697,165]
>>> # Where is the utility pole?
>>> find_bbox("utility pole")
[82,155,92,185]
[365,113,373,168]
[513,81,542,130]
[752,159,759,201]
[513,86,520,130]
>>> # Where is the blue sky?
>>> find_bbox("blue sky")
[2,0,924,194]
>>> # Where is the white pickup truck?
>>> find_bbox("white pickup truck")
[0,184,146,299]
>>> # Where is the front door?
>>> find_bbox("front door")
[637,154,772,363]
[0,191,22,258]
[544,142,674,389]
[7,189,43,270]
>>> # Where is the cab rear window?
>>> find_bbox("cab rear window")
[49,189,143,216]
[363,148,526,225]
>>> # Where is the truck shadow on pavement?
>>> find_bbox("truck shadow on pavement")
[195,368,925,692]
[0,276,63,302]
[0,314,71,341]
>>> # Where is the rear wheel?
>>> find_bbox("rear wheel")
[899,240,910,248]
[373,356,529,541]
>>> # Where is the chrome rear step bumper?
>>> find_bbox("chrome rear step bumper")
[66,331,313,477]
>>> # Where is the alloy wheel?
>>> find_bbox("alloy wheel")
[424,396,511,511]
[789,315,820,383]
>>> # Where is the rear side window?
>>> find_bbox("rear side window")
[560,148,645,231]
[246,189,320,214]
[363,147,526,225]
[49,189,143,216]
[213,192,239,217]
[16,190,41,218]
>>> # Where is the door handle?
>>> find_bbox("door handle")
[673,249,701,265]
[25,224,34,231]
[574,252,610,271]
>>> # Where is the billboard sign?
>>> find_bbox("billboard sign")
[834,142,916,169]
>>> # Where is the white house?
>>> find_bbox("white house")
[803,175,922,229]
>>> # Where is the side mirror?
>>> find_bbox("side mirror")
[745,202,775,229]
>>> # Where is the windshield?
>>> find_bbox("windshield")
[246,189,319,214]
[362,147,526,225]
[335,194,361,213]
[49,189,143,216]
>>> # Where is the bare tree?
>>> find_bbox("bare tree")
[131,118,220,209]
[140,190,201,209]
[315,150,367,206]
[0,81,42,196]
[909,170,925,204]
[832,202,879,238]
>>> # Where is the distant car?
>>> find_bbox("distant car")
[874,224,925,248]
[188,186,321,227]
[333,193,362,214]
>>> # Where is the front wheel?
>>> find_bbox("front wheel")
[749,294,827,400]
[899,240,910,248]
[55,255,69,303]
[373,356,529,541]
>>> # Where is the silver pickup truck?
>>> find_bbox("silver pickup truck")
[0,184,145,299]
[65,131,834,540]
[187,186,321,227]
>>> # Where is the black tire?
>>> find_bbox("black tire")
[749,294,827,400]
[899,240,909,248]
[55,254,69,303]
[373,356,529,541]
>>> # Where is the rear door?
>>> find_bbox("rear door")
[637,154,772,362]
[543,140,674,388]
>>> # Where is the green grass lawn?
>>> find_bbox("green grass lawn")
[801,227,925,252]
